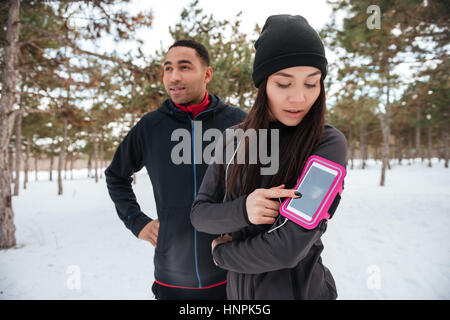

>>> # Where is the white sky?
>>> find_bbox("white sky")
[112,0,336,62]
[86,0,435,113]
[96,0,345,104]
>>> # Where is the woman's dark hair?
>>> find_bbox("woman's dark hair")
[224,77,326,198]
[169,39,210,66]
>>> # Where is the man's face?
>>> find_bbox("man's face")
[162,46,213,105]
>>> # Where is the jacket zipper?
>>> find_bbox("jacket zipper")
[191,109,215,288]
[171,105,217,288]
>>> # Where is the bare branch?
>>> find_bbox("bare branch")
[22,23,152,77]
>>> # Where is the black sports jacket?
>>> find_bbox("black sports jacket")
[105,94,247,288]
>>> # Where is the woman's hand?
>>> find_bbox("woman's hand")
[245,184,301,225]
[211,234,233,266]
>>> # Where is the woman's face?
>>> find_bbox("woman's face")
[266,66,322,126]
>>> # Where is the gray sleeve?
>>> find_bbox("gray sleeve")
[212,125,348,273]
[191,161,251,235]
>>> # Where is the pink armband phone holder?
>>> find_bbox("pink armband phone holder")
[279,155,346,230]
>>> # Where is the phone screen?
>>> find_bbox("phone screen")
[287,164,337,218]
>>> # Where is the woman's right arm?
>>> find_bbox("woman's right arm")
[191,161,252,235]
[191,162,299,236]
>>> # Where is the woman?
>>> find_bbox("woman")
[191,14,347,300]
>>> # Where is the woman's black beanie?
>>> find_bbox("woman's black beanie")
[252,14,328,88]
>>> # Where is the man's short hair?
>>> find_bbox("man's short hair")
[169,39,210,66]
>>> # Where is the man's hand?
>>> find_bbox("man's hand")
[211,234,232,266]
[246,184,301,225]
[138,219,160,247]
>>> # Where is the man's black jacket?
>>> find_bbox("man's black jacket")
[105,94,247,288]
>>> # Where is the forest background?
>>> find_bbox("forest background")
[0,0,448,249]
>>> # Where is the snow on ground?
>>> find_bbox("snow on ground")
[322,159,450,300]
[0,158,449,300]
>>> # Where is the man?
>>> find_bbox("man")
[105,39,247,300]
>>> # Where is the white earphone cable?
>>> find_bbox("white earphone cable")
[222,137,288,233]
[223,138,243,203]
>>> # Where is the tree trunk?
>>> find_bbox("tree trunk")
[24,136,30,190]
[415,105,421,162]
[396,135,403,165]
[131,113,137,184]
[380,114,390,186]
[427,126,432,168]
[360,124,367,169]
[374,145,378,163]
[348,127,354,170]
[87,151,92,178]
[70,156,74,180]
[34,155,38,181]
[64,153,68,180]
[387,147,391,170]
[0,0,20,249]
[13,112,22,196]
[99,130,104,179]
[443,129,449,168]
[408,132,413,165]
[9,145,14,181]
[93,129,99,183]
[57,117,68,195]
[49,155,54,181]
[380,67,391,187]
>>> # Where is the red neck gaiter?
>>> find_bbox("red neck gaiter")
[174,92,210,118]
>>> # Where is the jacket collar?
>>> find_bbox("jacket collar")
[157,93,228,121]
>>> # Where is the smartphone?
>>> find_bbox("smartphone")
[285,161,339,222]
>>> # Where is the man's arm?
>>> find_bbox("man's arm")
[105,120,152,238]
